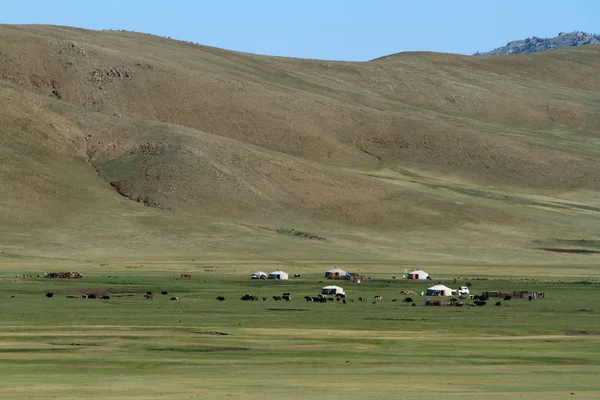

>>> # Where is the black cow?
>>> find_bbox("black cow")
[403,297,413,303]
[170,297,179,301]
[474,301,486,306]
[504,295,512,301]
[45,292,54,298]
[101,295,110,300]
[161,291,168,295]
[495,301,502,306]
[216,296,225,301]
[273,296,282,301]
[282,294,291,301]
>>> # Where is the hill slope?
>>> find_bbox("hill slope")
[1,25,600,264]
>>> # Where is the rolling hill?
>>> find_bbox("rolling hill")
[1,25,599,265]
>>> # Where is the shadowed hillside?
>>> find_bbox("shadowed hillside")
[1,25,599,263]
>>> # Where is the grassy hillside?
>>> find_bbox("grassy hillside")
[0,25,599,265]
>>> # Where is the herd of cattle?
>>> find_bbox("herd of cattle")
[44,272,83,279]
[37,272,546,307]
[236,292,389,304]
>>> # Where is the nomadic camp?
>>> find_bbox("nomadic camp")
[251,271,267,280]
[407,270,430,280]
[324,268,349,279]
[426,284,454,296]
[268,271,289,280]
[321,285,345,296]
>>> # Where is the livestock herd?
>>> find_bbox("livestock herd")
[35,271,547,308]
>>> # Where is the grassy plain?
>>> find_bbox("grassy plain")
[0,260,598,399]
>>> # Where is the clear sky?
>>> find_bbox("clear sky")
[2,0,598,61]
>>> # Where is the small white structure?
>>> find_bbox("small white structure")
[407,270,430,280]
[251,271,267,280]
[426,284,454,296]
[321,285,345,296]
[268,271,289,280]
[324,268,349,279]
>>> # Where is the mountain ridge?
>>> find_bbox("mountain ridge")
[475,31,600,56]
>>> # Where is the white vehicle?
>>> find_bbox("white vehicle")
[453,286,469,295]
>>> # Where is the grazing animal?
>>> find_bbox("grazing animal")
[401,290,416,295]
[180,273,192,279]
[403,297,413,303]
[373,295,383,301]
[392,299,397,302]
[101,295,110,300]
[87,294,97,299]
[216,296,225,301]
[144,293,153,300]
[272,295,282,301]
[495,301,502,306]
[294,274,301,278]
[241,294,259,301]
[282,294,291,301]
[304,296,313,302]
[45,292,54,298]
[161,291,168,295]
[170,297,179,301]
[474,301,486,306]
[503,295,512,301]
[262,297,267,301]
[358,297,366,302]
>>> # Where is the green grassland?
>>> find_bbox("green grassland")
[0,261,598,399]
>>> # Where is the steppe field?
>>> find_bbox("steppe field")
[0,25,599,399]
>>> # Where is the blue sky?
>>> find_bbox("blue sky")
[2,0,598,61]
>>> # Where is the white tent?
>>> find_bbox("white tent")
[268,271,289,280]
[251,271,267,280]
[407,270,430,280]
[321,285,345,296]
[324,268,348,279]
[426,284,454,296]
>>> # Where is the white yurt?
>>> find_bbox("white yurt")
[324,268,348,279]
[426,284,454,296]
[268,271,289,280]
[251,271,267,280]
[321,285,345,296]
[407,270,430,280]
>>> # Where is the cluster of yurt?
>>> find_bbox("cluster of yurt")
[251,271,267,280]
[426,284,453,296]
[407,270,430,280]
[324,268,350,279]
[321,285,345,296]
[268,271,289,280]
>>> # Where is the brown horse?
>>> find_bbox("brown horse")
[180,273,192,279]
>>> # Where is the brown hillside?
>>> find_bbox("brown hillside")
[1,24,599,261]
[1,25,599,190]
